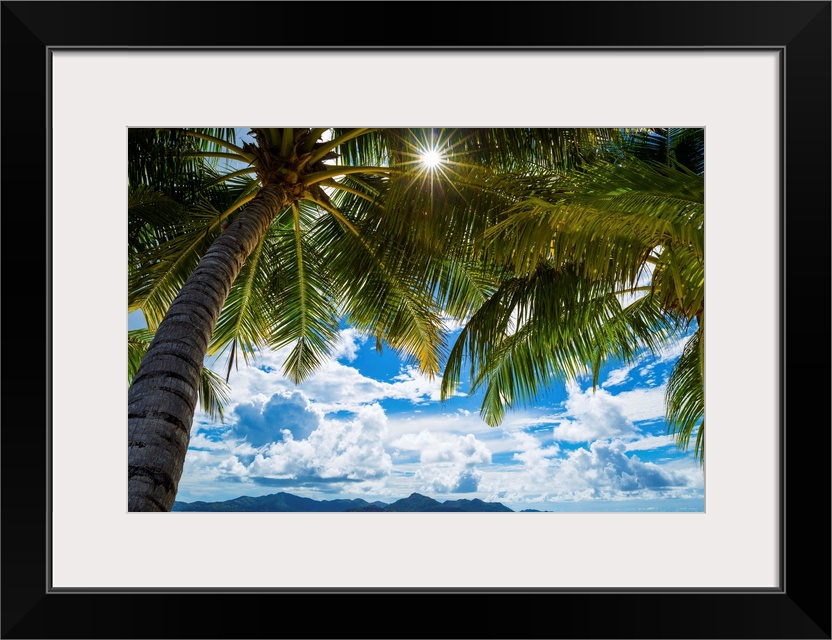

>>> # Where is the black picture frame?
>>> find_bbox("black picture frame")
[2,2,829,638]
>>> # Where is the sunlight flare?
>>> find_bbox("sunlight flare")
[420,148,444,169]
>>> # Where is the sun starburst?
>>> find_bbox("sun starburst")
[420,148,444,169]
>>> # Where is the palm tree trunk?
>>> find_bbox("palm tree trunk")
[128,182,291,511]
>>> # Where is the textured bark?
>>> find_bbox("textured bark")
[128,183,293,511]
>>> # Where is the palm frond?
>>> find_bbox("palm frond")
[128,128,240,200]
[315,206,447,378]
[665,325,704,463]
[207,210,282,379]
[127,327,155,384]
[621,127,704,175]
[482,157,703,317]
[197,366,231,422]
[442,265,678,425]
[265,202,340,383]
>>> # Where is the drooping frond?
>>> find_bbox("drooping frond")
[266,202,341,383]
[128,185,190,249]
[665,325,705,463]
[441,265,678,424]
[314,200,447,378]
[127,327,156,385]
[197,366,231,422]
[426,255,505,326]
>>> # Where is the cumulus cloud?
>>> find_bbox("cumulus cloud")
[211,340,454,415]
[391,431,491,466]
[557,440,689,496]
[549,381,670,443]
[231,391,322,446]
[551,382,635,442]
[415,466,483,493]
[392,430,492,494]
[330,328,366,363]
[222,403,393,488]
[510,431,560,467]
[475,438,700,506]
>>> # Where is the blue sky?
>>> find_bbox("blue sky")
[130,309,704,512]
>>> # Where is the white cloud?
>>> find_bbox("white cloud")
[601,362,638,388]
[476,439,702,506]
[384,408,554,449]
[509,431,560,466]
[614,386,668,422]
[549,381,669,443]
[242,403,393,482]
[600,355,650,389]
[557,440,687,496]
[551,382,635,442]
[330,328,367,363]
[499,432,562,497]
[414,466,483,494]
[624,434,676,451]
[391,430,492,495]
[231,390,323,446]
[391,430,491,466]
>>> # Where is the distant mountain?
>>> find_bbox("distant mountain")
[173,491,513,512]
[348,493,513,512]
[172,492,377,512]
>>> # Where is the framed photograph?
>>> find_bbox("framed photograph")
[3,1,829,638]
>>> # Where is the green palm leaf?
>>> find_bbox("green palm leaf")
[666,324,705,463]
[207,207,282,380]
[442,265,677,424]
[265,202,341,383]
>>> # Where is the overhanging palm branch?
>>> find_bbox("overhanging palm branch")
[666,322,704,463]
[441,265,679,425]
[445,150,705,460]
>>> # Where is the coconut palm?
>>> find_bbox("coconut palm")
[441,128,706,463]
[127,127,621,511]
